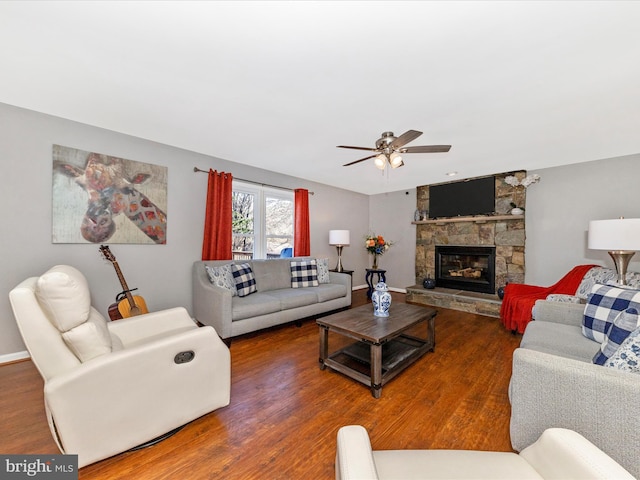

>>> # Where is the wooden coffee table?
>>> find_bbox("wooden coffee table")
[317,303,436,398]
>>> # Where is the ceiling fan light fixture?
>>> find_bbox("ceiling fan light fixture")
[338,129,451,169]
[390,152,403,168]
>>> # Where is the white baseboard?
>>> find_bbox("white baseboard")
[0,351,30,365]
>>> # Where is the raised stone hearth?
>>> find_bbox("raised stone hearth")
[406,286,502,318]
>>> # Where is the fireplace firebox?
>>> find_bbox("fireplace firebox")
[435,246,496,294]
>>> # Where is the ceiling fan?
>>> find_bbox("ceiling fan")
[338,130,451,169]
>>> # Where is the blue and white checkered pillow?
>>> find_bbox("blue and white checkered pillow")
[583,284,640,343]
[593,308,639,365]
[290,259,319,288]
[231,263,257,297]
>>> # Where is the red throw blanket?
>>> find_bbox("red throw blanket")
[500,264,597,333]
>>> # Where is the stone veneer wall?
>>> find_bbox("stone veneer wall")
[415,171,527,292]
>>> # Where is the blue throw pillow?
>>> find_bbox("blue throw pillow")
[231,263,257,297]
[583,284,640,343]
[593,308,639,365]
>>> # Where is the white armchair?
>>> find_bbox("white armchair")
[336,425,634,480]
[9,265,231,468]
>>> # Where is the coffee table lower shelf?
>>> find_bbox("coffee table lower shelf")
[321,334,433,398]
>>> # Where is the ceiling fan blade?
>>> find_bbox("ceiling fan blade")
[337,145,379,152]
[390,130,423,149]
[401,145,451,153]
[343,154,377,166]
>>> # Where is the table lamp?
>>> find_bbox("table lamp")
[329,230,350,272]
[588,218,640,285]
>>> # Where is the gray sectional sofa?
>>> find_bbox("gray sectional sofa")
[193,257,351,340]
[509,299,640,478]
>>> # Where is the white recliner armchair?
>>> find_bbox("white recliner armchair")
[336,425,634,480]
[9,265,231,468]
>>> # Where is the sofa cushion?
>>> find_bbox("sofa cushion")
[232,263,257,297]
[251,259,292,292]
[231,292,281,321]
[316,258,331,284]
[315,283,348,303]
[290,259,319,288]
[583,284,640,343]
[267,288,318,309]
[593,308,640,365]
[521,321,599,362]
[205,263,237,296]
[604,325,640,374]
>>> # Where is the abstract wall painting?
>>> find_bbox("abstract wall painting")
[52,145,168,244]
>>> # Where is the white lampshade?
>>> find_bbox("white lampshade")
[374,154,386,170]
[329,230,350,246]
[588,218,640,251]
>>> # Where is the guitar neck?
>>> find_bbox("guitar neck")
[111,261,137,309]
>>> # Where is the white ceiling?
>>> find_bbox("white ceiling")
[1,1,639,195]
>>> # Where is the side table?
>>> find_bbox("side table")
[330,269,354,276]
[365,269,386,299]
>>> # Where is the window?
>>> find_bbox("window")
[232,181,294,259]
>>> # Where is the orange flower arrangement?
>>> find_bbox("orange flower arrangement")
[365,234,392,255]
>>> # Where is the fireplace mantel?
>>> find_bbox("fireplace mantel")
[412,214,523,225]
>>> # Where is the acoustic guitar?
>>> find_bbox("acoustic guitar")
[99,245,149,320]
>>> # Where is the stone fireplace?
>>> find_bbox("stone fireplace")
[406,171,527,317]
[435,245,496,294]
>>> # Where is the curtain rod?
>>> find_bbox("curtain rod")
[193,167,314,195]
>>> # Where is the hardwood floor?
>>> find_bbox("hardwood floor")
[0,290,521,479]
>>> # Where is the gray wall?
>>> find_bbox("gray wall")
[0,102,369,358]
[525,154,640,285]
[368,189,418,291]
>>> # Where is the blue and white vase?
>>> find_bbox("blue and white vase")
[372,281,391,317]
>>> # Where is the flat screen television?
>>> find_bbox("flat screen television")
[429,176,495,219]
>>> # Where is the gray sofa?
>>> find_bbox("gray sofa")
[509,299,640,478]
[193,257,351,340]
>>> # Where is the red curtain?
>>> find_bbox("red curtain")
[202,170,233,260]
[294,188,310,256]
